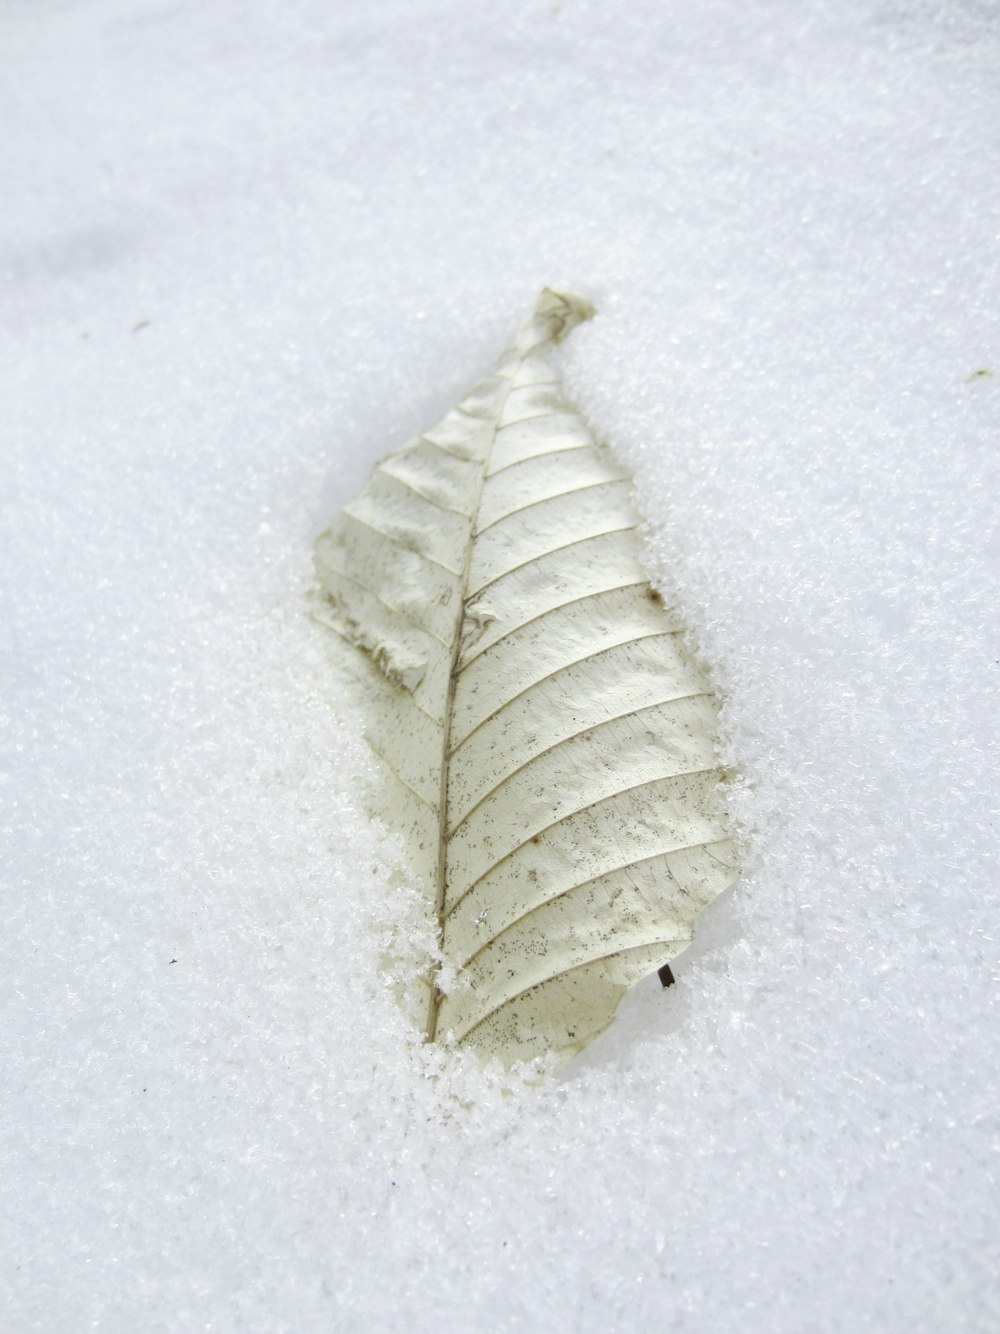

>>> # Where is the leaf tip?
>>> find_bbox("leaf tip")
[515,288,595,355]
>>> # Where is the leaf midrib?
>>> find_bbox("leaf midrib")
[426,372,517,1041]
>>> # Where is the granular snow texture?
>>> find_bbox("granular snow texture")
[1,1,998,1331]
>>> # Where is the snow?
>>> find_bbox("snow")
[2,1,998,1330]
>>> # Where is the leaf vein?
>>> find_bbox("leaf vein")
[450,939,691,1047]
[447,766,721,916]
[366,741,439,812]
[474,477,630,536]
[456,841,726,968]
[377,465,471,518]
[318,566,450,648]
[449,628,681,752]
[343,510,462,576]
[447,692,713,836]
[458,579,657,666]
[486,440,593,479]
[469,522,636,597]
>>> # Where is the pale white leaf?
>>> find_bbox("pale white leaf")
[314,289,738,1068]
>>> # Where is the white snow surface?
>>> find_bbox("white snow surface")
[2,1,998,1330]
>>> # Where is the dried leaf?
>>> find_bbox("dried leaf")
[314,290,738,1067]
